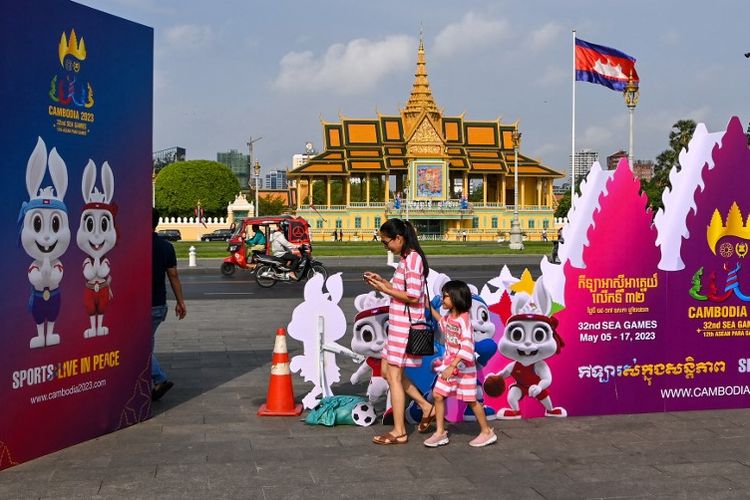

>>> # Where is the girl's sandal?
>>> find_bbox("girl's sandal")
[417,405,436,433]
[372,432,408,445]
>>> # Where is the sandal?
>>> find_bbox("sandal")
[372,432,408,445]
[417,405,436,433]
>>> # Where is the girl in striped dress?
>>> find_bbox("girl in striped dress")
[364,218,434,445]
[424,280,497,448]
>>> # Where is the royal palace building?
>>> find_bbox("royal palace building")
[288,39,563,241]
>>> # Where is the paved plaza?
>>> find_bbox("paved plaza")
[3,258,750,499]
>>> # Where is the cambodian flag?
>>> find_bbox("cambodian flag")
[575,38,638,91]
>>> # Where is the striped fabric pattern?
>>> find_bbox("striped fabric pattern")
[433,312,477,401]
[382,250,425,368]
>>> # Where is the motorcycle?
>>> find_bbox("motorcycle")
[254,244,327,288]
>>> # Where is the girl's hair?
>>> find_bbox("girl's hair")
[441,280,472,314]
[380,218,429,278]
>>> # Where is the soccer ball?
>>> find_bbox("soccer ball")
[351,402,376,427]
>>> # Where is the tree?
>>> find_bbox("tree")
[155,160,240,218]
[643,119,696,211]
[554,178,585,219]
[254,194,288,215]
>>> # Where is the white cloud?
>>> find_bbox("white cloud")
[433,12,510,58]
[532,142,562,161]
[528,22,563,51]
[660,29,680,47]
[273,35,415,95]
[537,65,567,87]
[163,25,212,51]
[580,124,614,146]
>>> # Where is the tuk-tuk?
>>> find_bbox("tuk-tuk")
[221,215,311,276]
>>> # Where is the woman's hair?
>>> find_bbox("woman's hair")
[251,224,260,232]
[441,280,472,314]
[380,218,429,278]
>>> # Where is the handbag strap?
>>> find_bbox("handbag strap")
[402,267,428,325]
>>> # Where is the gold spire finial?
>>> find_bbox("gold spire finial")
[402,31,440,124]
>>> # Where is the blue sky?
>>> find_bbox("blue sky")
[77,0,750,184]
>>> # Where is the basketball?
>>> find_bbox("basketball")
[483,375,506,397]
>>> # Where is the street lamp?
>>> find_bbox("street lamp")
[253,160,261,217]
[509,129,524,250]
[623,71,639,171]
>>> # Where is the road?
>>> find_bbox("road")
[178,263,543,301]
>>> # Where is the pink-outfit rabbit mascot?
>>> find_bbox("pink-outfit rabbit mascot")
[76,160,117,338]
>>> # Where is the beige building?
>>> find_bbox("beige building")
[288,38,564,241]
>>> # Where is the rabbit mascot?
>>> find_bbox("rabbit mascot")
[349,292,390,404]
[19,138,71,349]
[76,160,117,338]
[485,277,567,419]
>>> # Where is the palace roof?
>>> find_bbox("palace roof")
[289,38,563,180]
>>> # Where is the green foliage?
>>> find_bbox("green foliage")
[257,195,288,215]
[155,160,240,218]
[643,119,696,212]
[553,177,584,218]
[554,193,571,218]
[468,184,484,203]
[173,240,554,258]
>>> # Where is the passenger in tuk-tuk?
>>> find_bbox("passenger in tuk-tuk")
[245,224,267,264]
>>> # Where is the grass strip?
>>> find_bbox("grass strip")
[172,240,554,259]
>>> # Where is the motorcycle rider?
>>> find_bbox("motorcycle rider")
[270,222,300,279]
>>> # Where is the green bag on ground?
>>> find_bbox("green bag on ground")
[304,395,368,426]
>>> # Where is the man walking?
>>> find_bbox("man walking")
[152,208,186,401]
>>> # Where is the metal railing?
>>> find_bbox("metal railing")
[297,202,552,212]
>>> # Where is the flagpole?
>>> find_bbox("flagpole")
[571,29,576,202]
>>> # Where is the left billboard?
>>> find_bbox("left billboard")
[0,0,153,468]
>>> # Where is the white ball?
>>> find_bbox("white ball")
[351,402,376,427]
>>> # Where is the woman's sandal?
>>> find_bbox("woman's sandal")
[417,405,436,433]
[372,432,408,445]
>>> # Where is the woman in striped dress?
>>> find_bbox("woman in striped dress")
[364,218,434,445]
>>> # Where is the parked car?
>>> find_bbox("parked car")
[201,229,233,242]
[157,229,181,241]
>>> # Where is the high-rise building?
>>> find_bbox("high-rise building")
[607,150,628,171]
[265,170,288,190]
[152,146,185,173]
[569,149,599,182]
[217,149,249,188]
[292,141,317,170]
[633,160,654,181]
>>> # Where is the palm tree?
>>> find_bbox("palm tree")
[643,119,696,211]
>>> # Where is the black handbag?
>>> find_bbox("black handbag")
[403,279,434,356]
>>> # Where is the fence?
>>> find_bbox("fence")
[155,216,230,241]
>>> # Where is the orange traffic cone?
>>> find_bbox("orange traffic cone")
[258,327,303,416]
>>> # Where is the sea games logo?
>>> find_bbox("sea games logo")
[689,203,750,338]
[48,29,95,136]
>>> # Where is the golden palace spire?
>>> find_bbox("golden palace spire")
[402,33,441,127]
